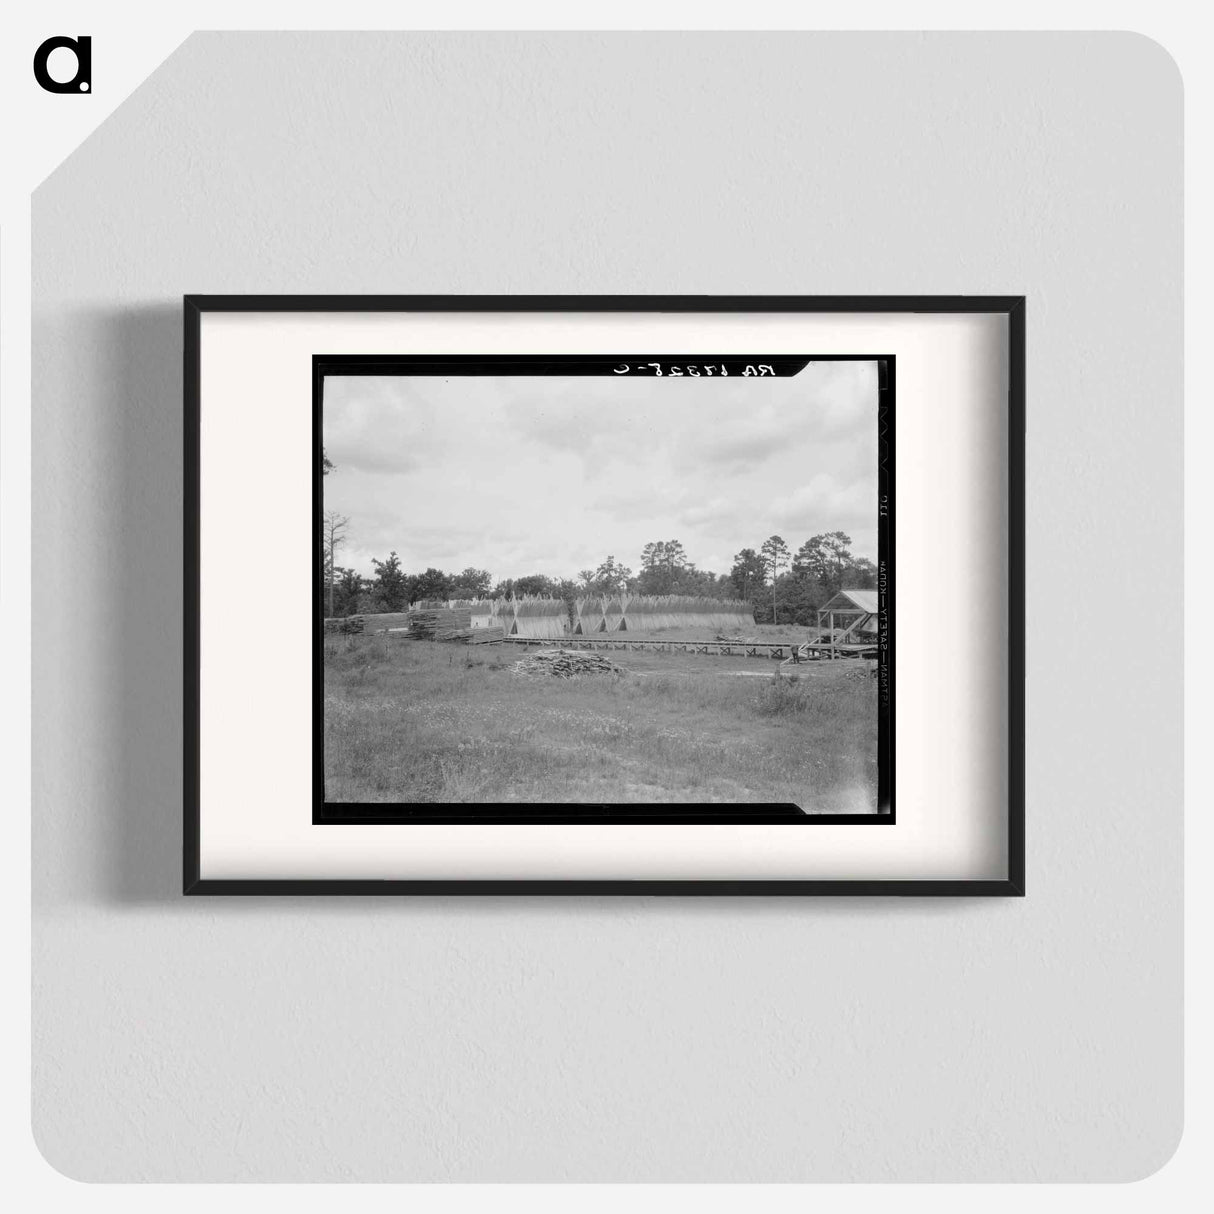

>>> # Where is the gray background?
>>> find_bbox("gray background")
[32,33,1182,1181]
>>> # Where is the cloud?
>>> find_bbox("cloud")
[810,362,880,439]
[771,474,876,535]
[499,381,646,476]
[324,377,439,476]
[329,447,420,476]
[696,426,788,468]
[591,482,687,522]
[677,496,745,528]
[321,363,881,577]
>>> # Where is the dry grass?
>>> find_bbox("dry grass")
[323,634,878,811]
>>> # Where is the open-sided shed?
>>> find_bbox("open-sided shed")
[813,588,880,658]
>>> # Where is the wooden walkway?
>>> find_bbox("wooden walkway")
[500,636,876,661]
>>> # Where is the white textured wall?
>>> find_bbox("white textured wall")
[32,32,1181,1181]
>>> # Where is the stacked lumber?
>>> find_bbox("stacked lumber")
[407,606,473,641]
[467,626,505,645]
[359,612,412,633]
[509,649,626,679]
[324,615,365,635]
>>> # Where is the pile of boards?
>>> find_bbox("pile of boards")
[510,649,626,679]
[406,606,474,641]
[359,612,411,633]
[466,626,505,645]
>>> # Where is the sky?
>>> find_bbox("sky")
[322,361,879,582]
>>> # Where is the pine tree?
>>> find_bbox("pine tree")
[760,535,790,623]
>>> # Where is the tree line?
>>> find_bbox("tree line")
[323,520,875,626]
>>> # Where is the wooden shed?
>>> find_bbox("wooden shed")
[812,588,880,658]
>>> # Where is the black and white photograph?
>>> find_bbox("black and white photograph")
[316,354,893,822]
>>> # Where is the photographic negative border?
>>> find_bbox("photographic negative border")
[312,353,894,827]
[184,296,1024,895]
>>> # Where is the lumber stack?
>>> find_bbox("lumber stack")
[509,649,626,679]
[407,606,474,641]
[467,626,505,645]
[359,612,412,633]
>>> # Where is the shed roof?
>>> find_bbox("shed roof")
[820,588,878,614]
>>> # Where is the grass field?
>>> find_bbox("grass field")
[323,627,879,812]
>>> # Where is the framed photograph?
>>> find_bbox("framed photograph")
[185,296,1024,894]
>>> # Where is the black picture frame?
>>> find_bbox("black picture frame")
[184,295,1025,896]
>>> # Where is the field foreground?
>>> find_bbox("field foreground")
[323,632,879,811]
